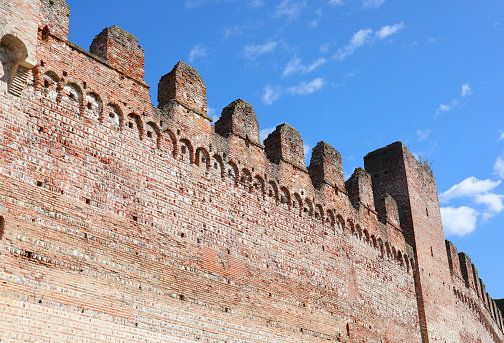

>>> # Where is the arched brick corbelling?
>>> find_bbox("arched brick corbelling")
[195,147,210,170]
[126,113,144,140]
[385,242,391,258]
[40,70,60,101]
[326,209,335,228]
[267,181,279,202]
[303,198,314,216]
[253,174,265,196]
[63,80,84,113]
[315,204,324,222]
[280,186,291,206]
[106,102,125,130]
[84,91,103,122]
[336,215,345,233]
[146,121,161,149]
[179,138,194,163]
[347,219,355,235]
[42,69,61,83]
[163,129,178,158]
[293,193,303,213]
[397,250,404,266]
[226,160,239,185]
[240,168,252,190]
[211,154,224,178]
[371,234,377,248]
[363,229,370,243]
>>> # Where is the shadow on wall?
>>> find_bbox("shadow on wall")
[0,34,29,94]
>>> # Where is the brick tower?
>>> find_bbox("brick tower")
[365,142,460,342]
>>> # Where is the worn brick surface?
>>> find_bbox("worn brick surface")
[0,1,503,342]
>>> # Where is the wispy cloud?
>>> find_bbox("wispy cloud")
[262,78,327,105]
[375,22,405,39]
[334,28,373,60]
[494,154,504,178]
[416,128,431,141]
[308,8,324,28]
[362,0,386,8]
[248,0,264,8]
[435,83,473,116]
[274,0,307,22]
[333,22,404,60]
[223,25,243,40]
[461,83,473,97]
[189,44,208,62]
[262,86,283,105]
[287,78,326,95]
[328,0,344,5]
[282,57,327,77]
[243,41,277,59]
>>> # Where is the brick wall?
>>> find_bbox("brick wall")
[0,1,502,342]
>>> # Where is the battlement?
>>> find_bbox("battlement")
[0,2,502,342]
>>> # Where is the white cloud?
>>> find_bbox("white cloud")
[248,0,264,8]
[362,0,385,8]
[474,193,504,219]
[223,25,243,40]
[243,41,277,59]
[375,22,405,39]
[333,23,403,60]
[287,77,326,95]
[328,0,344,5]
[439,177,501,203]
[319,42,332,53]
[260,127,275,143]
[441,206,478,237]
[262,85,282,105]
[274,0,307,22]
[335,28,373,60]
[435,83,473,116]
[308,8,324,28]
[461,83,473,97]
[499,130,504,141]
[416,128,431,141]
[262,78,326,105]
[282,57,327,77]
[189,45,208,63]
[429,37,436,43]
[494,155,504,179]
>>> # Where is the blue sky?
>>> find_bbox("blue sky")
[67,0,504,298]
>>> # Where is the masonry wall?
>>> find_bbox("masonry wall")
[0,1,502,342]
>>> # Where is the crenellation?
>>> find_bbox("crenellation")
[264,123,306,171]
[215,99,261,147]
[307,141,344,191]
[0,2,502,342]
[445,240,463,280]
[90,26,145,82]
[345,167,374,212]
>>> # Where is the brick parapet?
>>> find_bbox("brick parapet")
[0,2,502,342]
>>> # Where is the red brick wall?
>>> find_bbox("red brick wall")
[0,2,502,342]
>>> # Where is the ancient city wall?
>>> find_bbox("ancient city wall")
[0,0,503,342]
